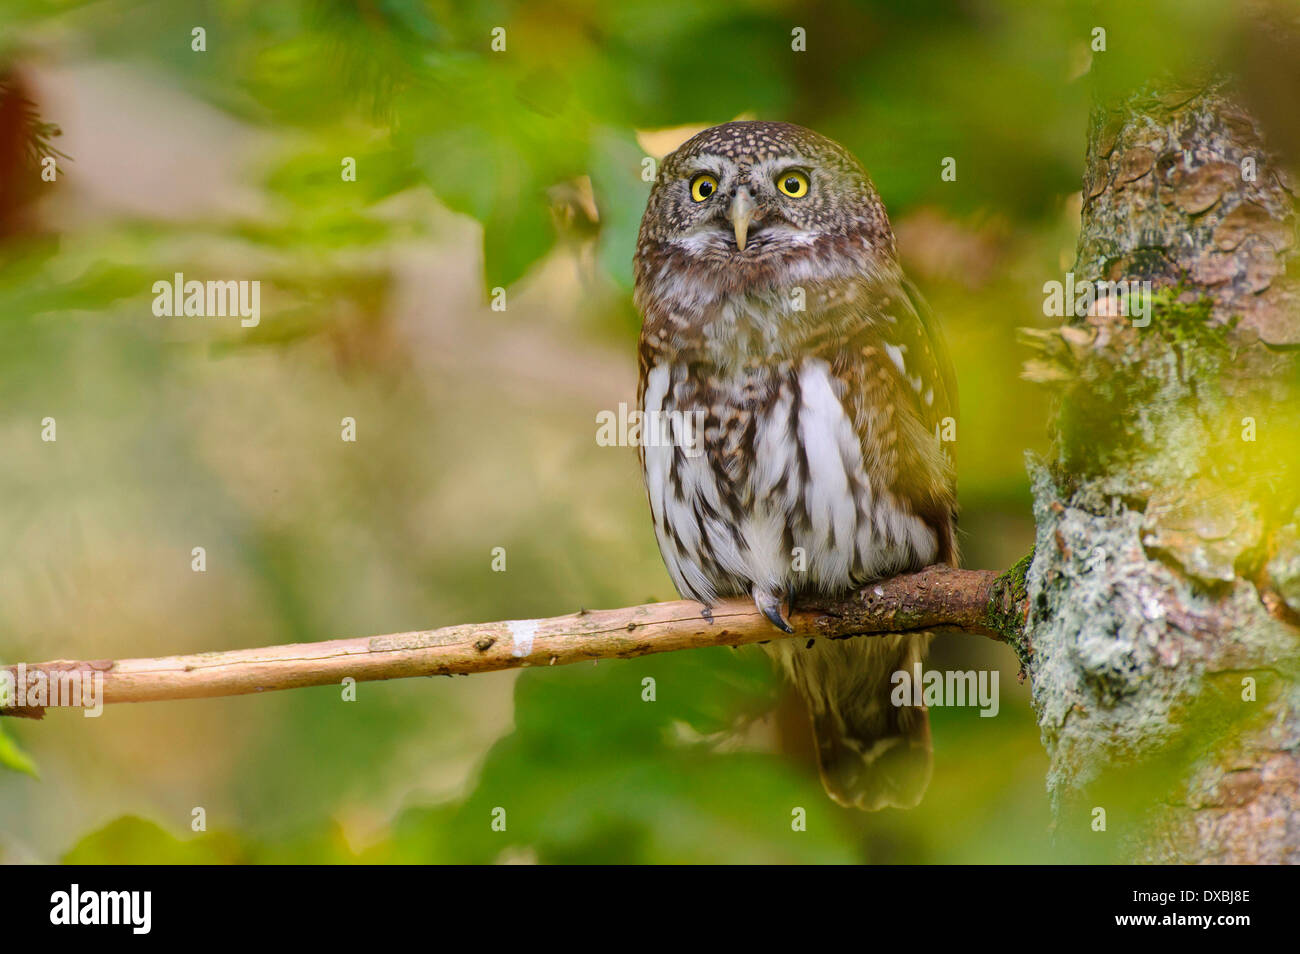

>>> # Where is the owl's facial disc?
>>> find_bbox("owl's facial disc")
[636,122,895,308]
[678,157,822,256]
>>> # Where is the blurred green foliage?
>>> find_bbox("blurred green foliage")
[0,0,1276,863]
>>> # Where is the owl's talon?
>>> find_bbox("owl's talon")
[700,604,714,624]
[753,588,794,634]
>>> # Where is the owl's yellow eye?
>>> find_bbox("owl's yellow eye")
[690,173,718,202]
[776,170,809,198]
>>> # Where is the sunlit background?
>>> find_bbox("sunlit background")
[0,0,1283,863]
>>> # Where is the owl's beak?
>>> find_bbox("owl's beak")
[729,187,757,251]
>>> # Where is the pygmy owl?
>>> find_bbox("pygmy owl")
[633,121,957,810]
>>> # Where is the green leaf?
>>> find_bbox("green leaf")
[0,723,38,777]
[589,128,652,290]
[63,815,361,864]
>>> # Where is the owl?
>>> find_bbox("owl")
[633,121,957,810]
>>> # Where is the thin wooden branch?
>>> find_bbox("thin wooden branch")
[1,563,1031,718]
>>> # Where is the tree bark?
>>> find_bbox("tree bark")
[1022,75,1300,862]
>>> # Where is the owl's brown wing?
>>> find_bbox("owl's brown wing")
[797,275,958,810]
[818,274,959,566]
[900,276,958,452]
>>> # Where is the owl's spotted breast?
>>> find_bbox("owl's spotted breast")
[641,353,941,608]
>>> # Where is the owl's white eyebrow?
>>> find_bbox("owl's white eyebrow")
[752,157,809,175]
[683,157,730,178]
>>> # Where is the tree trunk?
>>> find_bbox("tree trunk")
[1022,75,1300,863]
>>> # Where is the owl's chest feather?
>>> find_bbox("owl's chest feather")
[641,356,938,604]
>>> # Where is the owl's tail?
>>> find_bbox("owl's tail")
[771,632,933,811]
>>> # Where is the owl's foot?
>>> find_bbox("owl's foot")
[699,603,714,624]
[752,586,794,634]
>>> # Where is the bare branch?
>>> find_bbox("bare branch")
[1,564,1028,717]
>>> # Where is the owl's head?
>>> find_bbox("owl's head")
[636,121,895,286]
